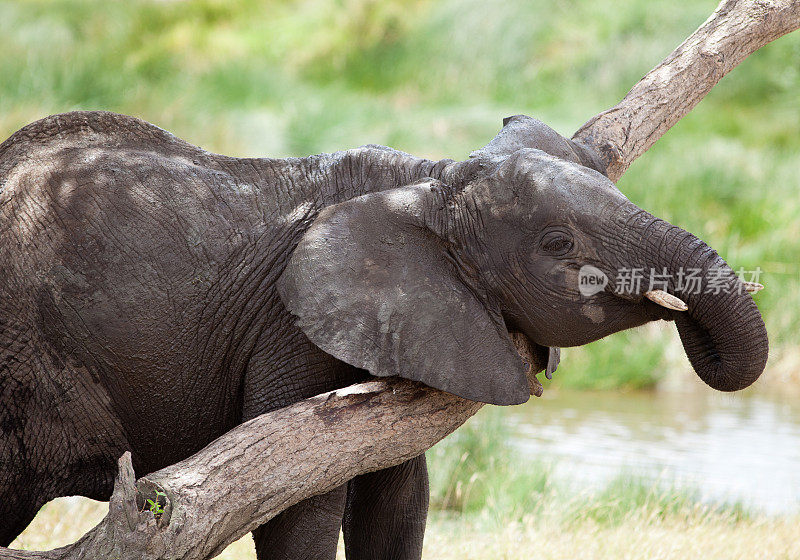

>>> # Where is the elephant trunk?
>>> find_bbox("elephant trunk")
[621,209,768,392]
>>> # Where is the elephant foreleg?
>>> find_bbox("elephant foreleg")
[342,454,429,560]
[252,484,347,560]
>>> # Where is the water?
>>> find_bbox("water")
[505,384,800,514]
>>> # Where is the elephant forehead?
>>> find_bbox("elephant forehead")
[483,153,627,222]
[549,166,628,215]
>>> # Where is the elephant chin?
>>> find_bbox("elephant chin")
[508,330,548,397]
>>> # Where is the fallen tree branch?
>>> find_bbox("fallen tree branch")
[572,0,800,181]
[2,380,481,560]
[4,1,797,559]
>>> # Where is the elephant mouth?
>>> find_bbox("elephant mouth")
[508,330,549,397]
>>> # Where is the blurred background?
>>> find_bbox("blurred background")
[4,0,798,558]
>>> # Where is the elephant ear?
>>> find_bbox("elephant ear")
[470,115,602,173]
[277,181,531,406]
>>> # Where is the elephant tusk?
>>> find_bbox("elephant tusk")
[742,281,764,294]
[644,290,688,311]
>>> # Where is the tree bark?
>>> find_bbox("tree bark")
[572,0,800,182]
[3,1,798,559]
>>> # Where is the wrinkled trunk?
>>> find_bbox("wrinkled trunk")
[620,208,768,391]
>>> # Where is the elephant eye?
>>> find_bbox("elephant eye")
[540,231,574,255]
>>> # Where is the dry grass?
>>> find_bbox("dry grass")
[11,497,799,560]
[424,513,800,560]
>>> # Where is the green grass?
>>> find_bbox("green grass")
[0,0,797,390]
[428,407,555,517]
[567,473,750,528]
[553,329,667,390]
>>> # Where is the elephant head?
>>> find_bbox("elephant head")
[277,117,768,405]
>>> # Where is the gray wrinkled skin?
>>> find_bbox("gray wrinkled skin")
[0,111,767,558]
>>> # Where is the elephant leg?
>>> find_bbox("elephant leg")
[252,484,347,560]
[241,324,368,559]
[0,348,126,546]
[243,328,367,560]
[343,454,429,560]
[0,490,41,547]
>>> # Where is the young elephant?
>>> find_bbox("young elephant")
[0,112,766,558]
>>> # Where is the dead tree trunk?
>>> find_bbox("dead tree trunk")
[3,1,797,559]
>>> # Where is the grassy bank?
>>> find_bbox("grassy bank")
[427,409,793,558]
[13,462,795,559]
[0,1,796,392]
